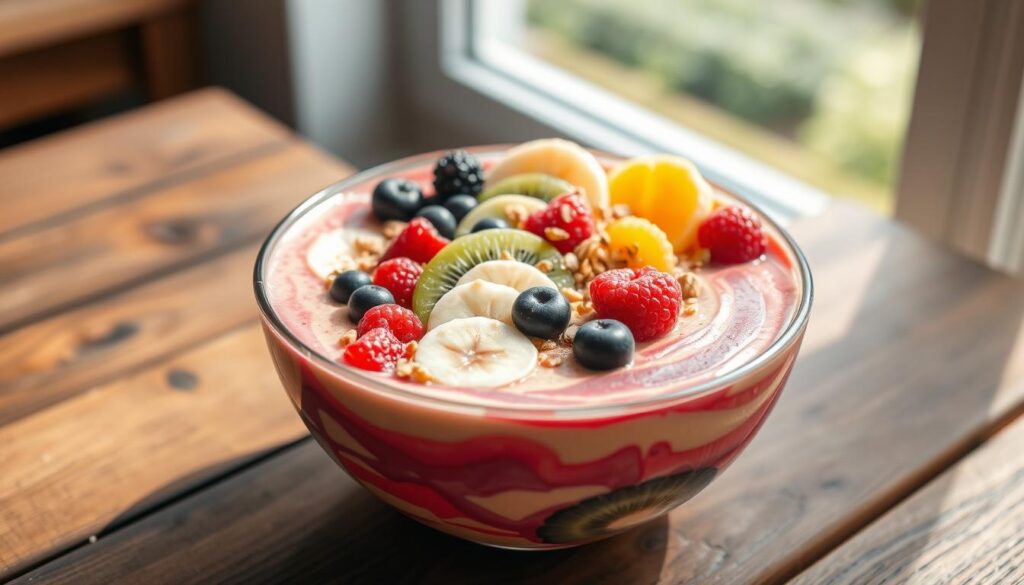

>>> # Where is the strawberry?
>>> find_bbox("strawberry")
[523,193,594,253]
[343,327,406,371]
[380,217,449,264]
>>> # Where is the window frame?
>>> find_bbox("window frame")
[398,0,1024,271]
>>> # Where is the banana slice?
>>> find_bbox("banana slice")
[427,280,519,330]
[415,317,537,387]
[305,227,385,280]
[487,139,610,209]
[455,260,557,292]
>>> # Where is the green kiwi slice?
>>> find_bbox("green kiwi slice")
[412,229,574,324]
[479,173,574,202]
[536,468,717,544]
[455,194,546,237]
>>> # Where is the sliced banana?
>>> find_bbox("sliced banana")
[427,280,519,330]
[415,317,537,387]
[455,260,557,292]
[487,138,610,210]
[305,227,385,280]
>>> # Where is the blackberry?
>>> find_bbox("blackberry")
[433,150,484,199]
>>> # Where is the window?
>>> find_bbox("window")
[416,0,1024,271]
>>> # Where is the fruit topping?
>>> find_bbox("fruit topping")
[697,204,767,264]
[414,205,457,240]
[605,217,677,272]
[442,194,477,223]
[433,149,484,199]
[487,138,610,209]
[536,467,717,543]
[329,269,371,303]
[343,327,406,371]
[427,280,519,330]
[456,260,556,292]
[478,173,574,202]
[512,286,571,340]
[608,155,713,252]
[523,192,595,254]
[471,218,508,232]
[372,178,424,222]
[572,319,635,370]
[305,228,385,280]
[590,267,682,341]
[371,257,422,308]
[380,217,450,264]
[347,285,395,323]
[414,317,537,387]
[411,229,574,324]
[356,304,424,343]
[455,194,546,237]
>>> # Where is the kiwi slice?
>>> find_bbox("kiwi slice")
[479,173,575,202]
[412,229,574,323]
[455,194,546,237]
[536,467,717,544]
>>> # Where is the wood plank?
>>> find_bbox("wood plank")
[0,141,347,333]
[0,88,290,236]
[0,243,262,427]
[0,31,136,129]
[0,0,193,57]
[15,202,1024,584]
[0,324,307,578]
[790,417,1024,585]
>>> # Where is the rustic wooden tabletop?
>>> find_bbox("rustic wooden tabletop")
[2,89,1023,585]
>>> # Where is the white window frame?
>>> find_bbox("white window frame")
[397,0,1024,271]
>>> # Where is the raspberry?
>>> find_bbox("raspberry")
[697,205,766,264]
[343,327,406,371]
[357,304,424,342]
[380,217,450,264]
[523,192,594,253]
[589,267,682,341]
[372,258,422,308]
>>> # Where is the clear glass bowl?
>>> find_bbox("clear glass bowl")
[254,146,813,549]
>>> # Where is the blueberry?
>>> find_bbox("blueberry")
[512,287,571,340]
[471,217,508,233]
[415,205,457,239]
[372,178,423,222]
[443,194,477,223]
[573,319,634,370]
[347,285,394,322]
[329,270,372,304]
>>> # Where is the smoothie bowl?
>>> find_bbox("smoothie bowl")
[254,140,812,549]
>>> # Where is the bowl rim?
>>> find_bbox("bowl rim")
[253,144,814,418]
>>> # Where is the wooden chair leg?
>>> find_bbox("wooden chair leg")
[140,6,202,100]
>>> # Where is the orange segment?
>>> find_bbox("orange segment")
[605,217,677,272]
[608,155,713,252]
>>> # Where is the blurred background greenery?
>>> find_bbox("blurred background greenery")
[523,0,921,212]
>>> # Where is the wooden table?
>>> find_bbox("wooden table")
[3,89,1023,585]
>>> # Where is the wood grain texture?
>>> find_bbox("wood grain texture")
[791,417,1024,585]
[0,88,290,236]
[0,32,135,129]
[139,6,201,99]
[0,0,193,56]
[0,324,307,578]
[0,141,346,333]
[0,243,262,426]
[17,202,1024,584]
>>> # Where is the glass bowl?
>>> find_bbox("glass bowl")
[254,146,813,549]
